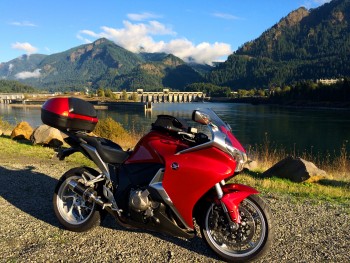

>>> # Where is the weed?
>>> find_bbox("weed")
[246,133,349,182]
[0,116,14,132]
[93,116,142,150]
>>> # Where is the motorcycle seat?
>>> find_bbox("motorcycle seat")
[80,135,130,164]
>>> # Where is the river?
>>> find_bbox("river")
[1,102,349,157]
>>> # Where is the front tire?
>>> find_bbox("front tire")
[53,167,103,232]
[199,195,273,262]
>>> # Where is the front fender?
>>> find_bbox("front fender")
[220,184,259,224]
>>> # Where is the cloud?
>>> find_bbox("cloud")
[15,69,41,79]
[313,0,331,4]
[78,20,232,64]
[127,12,162,21]
[303,0,331,8]
[10,21,37,27]
[11,42,38,55]
[212,12,240,20]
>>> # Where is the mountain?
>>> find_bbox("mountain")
[0,38,204,92]
[0,54,47,78]
[208,0,350,89]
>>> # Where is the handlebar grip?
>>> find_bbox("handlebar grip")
[165,126,183,132]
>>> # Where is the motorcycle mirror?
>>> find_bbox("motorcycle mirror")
[192,110,211,125]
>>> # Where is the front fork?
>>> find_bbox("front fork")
[214,182,259,225]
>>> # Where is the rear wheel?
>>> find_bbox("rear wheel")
[53,167,103,232]
[199,195,273,262]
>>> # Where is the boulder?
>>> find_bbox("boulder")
[11,121,33,140]
[31,124,64,148]
[244,160,259,171]
[263,156,327,183]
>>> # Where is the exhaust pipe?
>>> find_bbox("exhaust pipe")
[68,179,136,229]
[68,179,104,206]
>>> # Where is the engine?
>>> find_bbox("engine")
[129,189,159,218]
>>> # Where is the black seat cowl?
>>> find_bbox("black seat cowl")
[78,134,130,164]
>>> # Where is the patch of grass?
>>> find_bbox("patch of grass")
[246,133,350,182]
[0,116,14,133]
[231,170,350,206]
[0,136,94,167]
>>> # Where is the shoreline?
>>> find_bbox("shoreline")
[6,104,108,110]
[3,98,350,110]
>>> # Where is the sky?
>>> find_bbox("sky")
[0,0,331,65]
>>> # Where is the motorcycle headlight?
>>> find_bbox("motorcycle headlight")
[225,138,248,172]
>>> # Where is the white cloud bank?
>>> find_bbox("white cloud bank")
[10,21,37,27]
[11,42,38,55]
[15,69,41,79]
[212,12,240,20]
[78,20,232,65]
[127,12,162,21]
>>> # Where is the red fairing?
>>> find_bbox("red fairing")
[162,147,237,228]
[221,184,259,223]
[220,126,245,152]
[125,131,190,164]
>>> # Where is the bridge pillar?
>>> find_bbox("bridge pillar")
[179,94,183,102]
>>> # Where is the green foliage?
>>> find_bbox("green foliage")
[186,82,231,97]
[269,79,350,104]
[0,80,38,93]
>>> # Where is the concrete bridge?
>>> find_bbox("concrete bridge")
[113,89,205,103]
[0,93,25,104]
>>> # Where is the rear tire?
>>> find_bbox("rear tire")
[199,195,273,262]
[53,167,104,232]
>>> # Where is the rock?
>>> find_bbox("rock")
[11,121,33,140]
[263,156,327,182]
[244,160,258,171]
[31,125,64,148]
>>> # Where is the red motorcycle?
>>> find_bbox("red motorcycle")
[42,97,273,262]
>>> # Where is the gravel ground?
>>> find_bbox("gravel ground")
[0,156,349,263]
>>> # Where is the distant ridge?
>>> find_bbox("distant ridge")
[0,38,205,91]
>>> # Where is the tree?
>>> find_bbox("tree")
[121,90,128,100]
[97,88,105,98]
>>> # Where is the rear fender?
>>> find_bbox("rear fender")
[220,184,259,224]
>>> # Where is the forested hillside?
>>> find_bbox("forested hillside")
[0,80,38,93]
[208,0,350,89]
[0,39,204,92]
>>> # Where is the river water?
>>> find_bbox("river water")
[1,102,349,157]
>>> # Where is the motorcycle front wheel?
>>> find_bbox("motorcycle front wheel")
[53,167,104,232]
[199,195,273,262]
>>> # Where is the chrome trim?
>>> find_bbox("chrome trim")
[149,169,193,231]
[177,129,227,156]
[176,141,212,155]
[215,183,224,199]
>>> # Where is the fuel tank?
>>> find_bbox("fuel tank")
[125,131,190,165]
